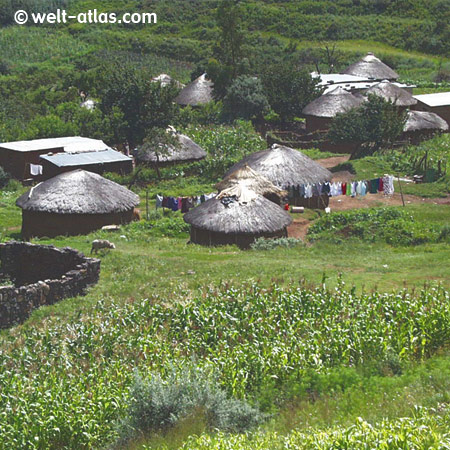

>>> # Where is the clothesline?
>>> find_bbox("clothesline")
[283,175,395,200]
[155,193,216,213]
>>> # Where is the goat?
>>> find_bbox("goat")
[91,239,116,254]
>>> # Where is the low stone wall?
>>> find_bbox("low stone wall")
[0,242,100,328]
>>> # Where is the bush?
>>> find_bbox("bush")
[0,166,11,188]
[308,207,439,246]
[118,365,264,442]
[251,237,303,250]
[223,76,269,120]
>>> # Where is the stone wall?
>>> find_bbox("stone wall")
[0,242,100,328]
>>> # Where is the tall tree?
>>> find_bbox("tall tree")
[261,62,323,123]
[99,63,179,148]
[208,0,247,98]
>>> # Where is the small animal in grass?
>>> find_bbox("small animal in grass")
[91,239,116,254]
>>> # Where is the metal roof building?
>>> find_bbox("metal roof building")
[413,92,450,127]
[40,148,133,179]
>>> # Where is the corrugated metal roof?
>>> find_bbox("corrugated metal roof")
[322,81,413,94]
[0,136,110,153]
[414,92,450,107]
[312,73,372,85]
[39,149,132,167]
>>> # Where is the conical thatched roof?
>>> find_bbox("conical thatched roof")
[215,165,287,200]
[365,81,417,106]
[184,192,292,234]
[175,73,214,106]
[302,86,364,118]
[16,170,140,214]
[403,111,449,132]
[136,133,207,164]
[224,144,332,187]
[151,73,184,88]
[343,52,399,80]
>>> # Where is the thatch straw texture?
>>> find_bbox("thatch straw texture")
[224,144,332,187]
[343,52,399,80]
[404,111,449,132]
[365,81,417,106]
[215,165,287,201]
[175,73,214,106]
[16,170,139,214]
[184,194,292,235]
[302,86,364,118]
[137,133,207,164]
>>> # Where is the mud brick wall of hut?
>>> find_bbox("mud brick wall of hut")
[0,242,100,328]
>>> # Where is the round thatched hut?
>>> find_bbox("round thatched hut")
[175,73,214,106]
[302,86,365,132]
[184,186,292,249]
[402,110,449,144]
[365,81,417,108]
[16,170,140,238]
[224,144,332,208]
[343,52,399,81]
[136,132,207,166]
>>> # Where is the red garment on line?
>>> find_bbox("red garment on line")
[284,204,289,211]
[342,182,347,195]
[378,178,384,191]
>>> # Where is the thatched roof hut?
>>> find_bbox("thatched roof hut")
[223,145,332,208]
[16,170,140,238]
[365,81,417,107]
[184,186,292,249]
[302,86,364,118]
[224,144,332,187]
[343,52,399,81]
[302,86,364,131]
[402,110,448,143]
[175,73,214,106]
[404,111,448,132]
[136,132,207,166]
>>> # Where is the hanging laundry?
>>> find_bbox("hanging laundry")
[382,175,395,196]
[369,179,378,194]
[156,194,163,208]
[341,182,347,195]
[378,177,384,192]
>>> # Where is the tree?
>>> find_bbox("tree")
[261,63,323,122]
[99,64,180,148]
[328,94,407,158]
[208,0,247,98]
[223,76,269,120]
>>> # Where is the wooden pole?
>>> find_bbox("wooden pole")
[146,189,149,220]
[397,175,405,207]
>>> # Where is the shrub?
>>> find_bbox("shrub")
[118,365,264,443]
[223,76,269,120]
[308,207,438,246]
[0,166,11,188]
[251,237,303,250]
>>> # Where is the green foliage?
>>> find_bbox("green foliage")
[261,63,322,122]
[328,95,407,156]
[172,406,450,449]
[0,166,11,189]
[99,63,180,147]
[1,283,449,447]
[223,75,269,120]
[251,237,303,250]
[118,365,263,443]
[308,207,441,246]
